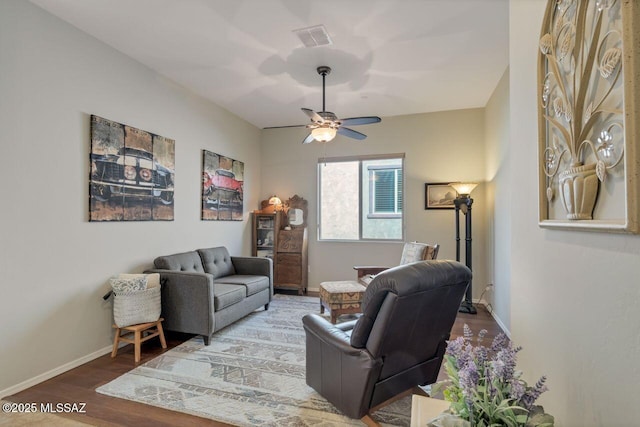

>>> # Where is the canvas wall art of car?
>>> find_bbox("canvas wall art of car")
[202,149,244,221]
[89,115,175,221]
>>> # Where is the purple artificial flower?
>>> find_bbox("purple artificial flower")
[463,324,473,342]
[477,329,488,344]
[510,378,526,401]
[490,352,509,382]
[459,360,480,411]
[457,345,473,370]
[485,367,497,399]
[474,343,489,369]
[490,342,521,384]
[491,332,509,352]
[446,336,476,370]
[520,376,549,410]
[459,360,480,392]
[441,324,551,423]
[446,336,465,358]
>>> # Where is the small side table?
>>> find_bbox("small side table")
[410,395,451,427]
[111,318,167,363]
[319,280,366,323]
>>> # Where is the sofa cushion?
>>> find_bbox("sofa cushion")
[213,275,270,296]
[198,247,236,279]
[154,251,204,273]
[213,283,245,311]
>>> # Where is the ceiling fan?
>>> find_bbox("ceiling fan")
[268,66,381,144]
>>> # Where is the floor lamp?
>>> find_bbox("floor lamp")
[452,182,478,315]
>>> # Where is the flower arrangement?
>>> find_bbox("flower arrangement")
[431,325,554,427]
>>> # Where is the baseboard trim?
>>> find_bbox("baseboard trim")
[0,344,114,399]
[492,314,511,338]
[474,299,511,338]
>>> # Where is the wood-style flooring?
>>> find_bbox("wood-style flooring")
[4,298,504,427]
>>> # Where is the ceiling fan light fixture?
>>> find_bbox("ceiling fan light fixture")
[311,126,337,142]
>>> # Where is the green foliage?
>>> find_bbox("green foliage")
[437,326,554,427]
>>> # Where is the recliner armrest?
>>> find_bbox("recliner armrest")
[302,314,359,355]
[335,318,358,332]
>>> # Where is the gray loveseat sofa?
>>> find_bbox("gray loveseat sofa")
[146,246,273,345]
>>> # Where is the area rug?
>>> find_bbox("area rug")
[96,295,412,426]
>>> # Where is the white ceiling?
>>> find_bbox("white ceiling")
[30,0,509,129]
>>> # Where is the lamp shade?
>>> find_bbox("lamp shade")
[268,196,282,206]
[451,182,478,196]
[311,126,337,142]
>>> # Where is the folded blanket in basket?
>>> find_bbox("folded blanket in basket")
[109,273,162,327]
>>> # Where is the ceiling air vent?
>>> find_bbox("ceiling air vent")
[293,24,332,48]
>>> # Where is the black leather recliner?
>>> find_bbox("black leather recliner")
[302,260,471,419]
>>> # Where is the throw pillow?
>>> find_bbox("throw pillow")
[110,274,148,293]
[399,242,428,265]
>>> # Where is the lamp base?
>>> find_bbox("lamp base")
[458,301,477,315]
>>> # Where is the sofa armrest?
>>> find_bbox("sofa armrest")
[144,269,215,337]
[303,313,382,419]
[353,266,389,286]
[353,266,389,277]
[231,256,273,285]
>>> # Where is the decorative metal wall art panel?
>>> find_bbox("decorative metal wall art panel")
[90,115,175,221]
[537,0,639,232]
[201,150,244,221]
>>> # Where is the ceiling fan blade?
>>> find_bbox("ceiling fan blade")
[302,133,315,144]
[340,116,382,126]
[337,127,367,140]
[263,124,306,129]
[302,108,324,124]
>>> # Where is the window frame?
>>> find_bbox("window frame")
[317,153,405,242]
[367,165,403,219]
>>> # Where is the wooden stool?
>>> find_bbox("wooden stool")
[111,318,167,363]
[319,281,367,323]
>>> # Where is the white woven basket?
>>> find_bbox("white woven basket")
[113,285,161,328]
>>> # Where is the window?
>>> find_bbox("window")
[318,154,404,241]
[369,166,402,217]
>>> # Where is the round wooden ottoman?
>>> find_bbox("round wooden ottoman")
[319,280,367,323]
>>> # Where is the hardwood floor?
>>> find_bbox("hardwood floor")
[4,299,504,427]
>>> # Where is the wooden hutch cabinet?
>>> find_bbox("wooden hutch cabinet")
[275,227,308,295]
[251,211,280,260]
[251,195,308,295]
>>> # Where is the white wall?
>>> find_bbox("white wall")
[484,68,511,333]
[260,109,490,295]
[509,1,640,425]
[0,1,261,395]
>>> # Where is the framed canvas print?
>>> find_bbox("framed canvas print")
[425,183,457,209]
[89,115,175,222]
[201,150,244,221]
[537,0,639,233]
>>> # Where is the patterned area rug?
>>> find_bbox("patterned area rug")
[96,295,411,426]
